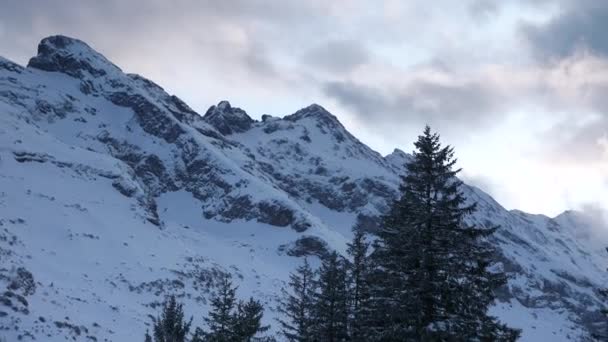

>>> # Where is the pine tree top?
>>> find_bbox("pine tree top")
[370,126,519,340]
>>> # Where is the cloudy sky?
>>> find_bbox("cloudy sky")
[1,0,607,218]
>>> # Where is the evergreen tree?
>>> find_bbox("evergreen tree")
[234,297,270,341]
[346,229,371,342]
[145,277,271,342]
[195,274,271,342]
[205,274,238,342]
[191,327,206,342]
[593,247,608,340]
[369,126,520,341]
[313,251,349,342]
[277,258,317,342]
[152,295,192,342]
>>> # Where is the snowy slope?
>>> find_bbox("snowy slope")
[0,35,606,341]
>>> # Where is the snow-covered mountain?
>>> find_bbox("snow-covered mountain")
[0,35,606,341]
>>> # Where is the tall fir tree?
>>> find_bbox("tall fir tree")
[369,126,520,341]
[277,258,317,342]
[151,295,192,342]
[205,274,238,342]
[234,297,270,341]
[313,251,349,342]
[346,228,371,342]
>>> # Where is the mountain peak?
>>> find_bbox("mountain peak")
[385,148,411,171]
[302,103,326,112]
[284,103,345,129]
[203,100,253,135]
[387,148,407,157]
[27,35,121,79]
[288,103,332,118]
[217,100,232,111]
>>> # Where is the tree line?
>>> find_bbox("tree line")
[145,274,272,342]
[146,127,522,341]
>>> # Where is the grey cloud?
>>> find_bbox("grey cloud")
[542,117,607,164]
[302,40,370,74]
[323,79,504,132]
[537,62,608,165]
[538,113,608,166]
[0,0,351,118]
[468,0,556,20]
[0,0,332,76]
[522,0,608,166]
[323,81,385,116]
[522,1,608,61]
[243,45,277,77]
[468,0,500,19]
[460,172,501,198]
[576,203,608,243]
[518,0,608,164]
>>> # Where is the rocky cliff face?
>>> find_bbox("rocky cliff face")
[0,35,606,341]
[203,100,254,135]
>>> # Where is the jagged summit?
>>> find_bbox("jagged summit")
[285,103,343,127]
[386,148,408,159]
[384,148,411,173]
[282,103,357,144]
[203,100,254,135]
[27,35,122,79]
